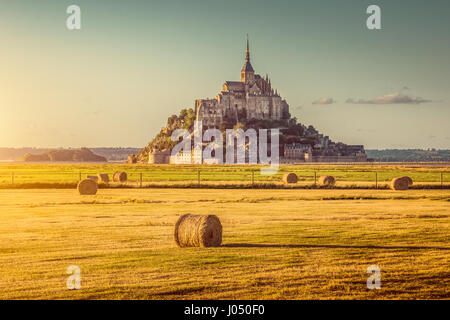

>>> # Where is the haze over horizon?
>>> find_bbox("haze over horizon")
[1,0,449,149]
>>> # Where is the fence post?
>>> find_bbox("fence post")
[11,172,14,184]
[79,172,81,182]
[441,173,443,189]
[314,171,317,187]
[375,172,378,189]
[251,170,254,185]
[198,169,200,185]
[140,173,143,188]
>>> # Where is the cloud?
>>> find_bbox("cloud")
[346,93,431,105]
[312,97,335,105]
[428,135,436,139]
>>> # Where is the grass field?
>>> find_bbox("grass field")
[0,187,448,299]
[0,163,449,188]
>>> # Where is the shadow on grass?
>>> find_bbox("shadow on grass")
[223,243,450,250]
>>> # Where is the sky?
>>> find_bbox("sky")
[0,0,449,149]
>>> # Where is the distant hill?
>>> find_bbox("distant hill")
[366,149,450,162]
[16,148,107,162]
[90,147,141,161]
[0,147,140,162]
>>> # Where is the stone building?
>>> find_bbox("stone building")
[148,147,204,164]
[195,37,290,128]
[284,143,312,160]
[169,148,203,164]
[282,141,367,163]
[148,148,171,164]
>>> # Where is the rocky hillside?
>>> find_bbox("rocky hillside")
[137,108,196,161]
[136,108,326,162]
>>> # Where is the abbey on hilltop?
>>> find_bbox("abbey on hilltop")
[138,37,367,164]
[195,36,290,128]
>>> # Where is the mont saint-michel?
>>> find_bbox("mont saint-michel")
[137,38,366,164]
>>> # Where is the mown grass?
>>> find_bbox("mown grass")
[2,180,449,190]
[0,188,448,299]
[0,163,449,188]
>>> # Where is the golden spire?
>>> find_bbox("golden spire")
[241,34,254,82]
[245,34,250,61]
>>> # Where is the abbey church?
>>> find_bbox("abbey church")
[195,37,290,128]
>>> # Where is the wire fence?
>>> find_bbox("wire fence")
[0,168,448,188]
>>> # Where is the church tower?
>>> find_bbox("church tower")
[240,35,254,83]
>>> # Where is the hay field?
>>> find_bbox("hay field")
[0,188,448,299]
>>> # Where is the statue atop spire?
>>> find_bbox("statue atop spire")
[246,34,250,62]
[241,34,254,83]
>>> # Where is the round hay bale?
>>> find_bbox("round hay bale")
[77,179,98,195]
[86,175,98,183]
[318,175,335,187]
[98,173,110,183]
[390,177,409,190]
[174,214,222,248]
[282,173,298,184]
[113,171,127,183]
[399,176,413,186]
